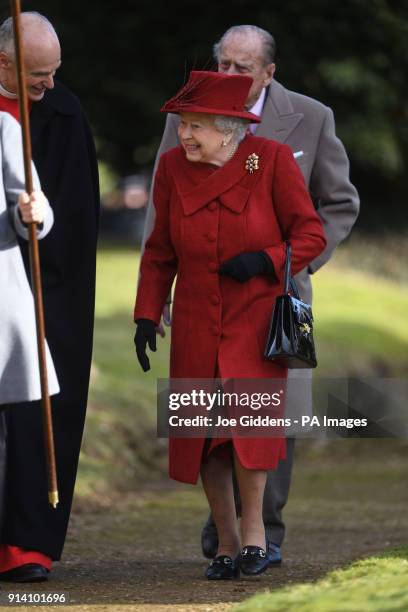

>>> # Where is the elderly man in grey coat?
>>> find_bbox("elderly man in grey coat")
[141,24,360,565]
[0,110,58,543]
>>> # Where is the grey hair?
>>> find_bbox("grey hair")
[213,25,276,65]
[214,115,249,144]
[0,12,58,55]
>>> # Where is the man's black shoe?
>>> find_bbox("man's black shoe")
[267,540,282,566]
[0,564,49,583]
[201,518,218,559]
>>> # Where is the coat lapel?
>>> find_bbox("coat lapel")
[256,80,303,144]
[178,136,266,216]
[30,81,76,145]
[30,99,56,145]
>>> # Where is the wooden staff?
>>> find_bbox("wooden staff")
[10,0,59,508]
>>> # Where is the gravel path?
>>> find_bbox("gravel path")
[1,440,407,611]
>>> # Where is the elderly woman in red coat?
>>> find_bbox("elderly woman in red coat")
[134,71,326,579]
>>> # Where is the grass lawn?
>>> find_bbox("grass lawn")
[314,264,408,375]
[78,243,408,496]
[235,546,408,612]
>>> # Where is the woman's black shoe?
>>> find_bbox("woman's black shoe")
[205,555,240,580]
[239,546,269,576]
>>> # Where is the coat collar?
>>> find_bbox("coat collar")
[177,135,268,216]
[256,79,303,143]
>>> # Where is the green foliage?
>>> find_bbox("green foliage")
[235,547,408,611]
[4,0,406,198]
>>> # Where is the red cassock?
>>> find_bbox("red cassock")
[134,134,326,484]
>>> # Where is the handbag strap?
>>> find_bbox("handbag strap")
[284,242,301,299]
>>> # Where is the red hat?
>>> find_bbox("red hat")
[161,70,261,123]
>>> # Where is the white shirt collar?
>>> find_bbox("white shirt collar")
[248,88,266,133]
[0,81,18,99]
[249,87,266,117]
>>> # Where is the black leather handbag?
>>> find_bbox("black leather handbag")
[264,243,317,368]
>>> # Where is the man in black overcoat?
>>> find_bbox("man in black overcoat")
[0,12,99,582]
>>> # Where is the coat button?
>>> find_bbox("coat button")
[207,232,216,242]
[208,262,218,272]
[210,295,220,305]
[208,202,218,211]
[212,325,220,335]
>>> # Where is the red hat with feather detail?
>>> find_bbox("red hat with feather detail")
[161,70,261,123]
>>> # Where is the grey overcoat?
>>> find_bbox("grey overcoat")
[0,111,59,404]
[141,79,360,431]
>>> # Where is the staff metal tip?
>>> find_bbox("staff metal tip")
[49,490,59,508]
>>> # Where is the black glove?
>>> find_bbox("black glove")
[219,251,275,283]
[134,319,157,372]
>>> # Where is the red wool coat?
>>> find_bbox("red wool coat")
[134,134,326,483]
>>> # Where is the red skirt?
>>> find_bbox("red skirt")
[168,368,287,483]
